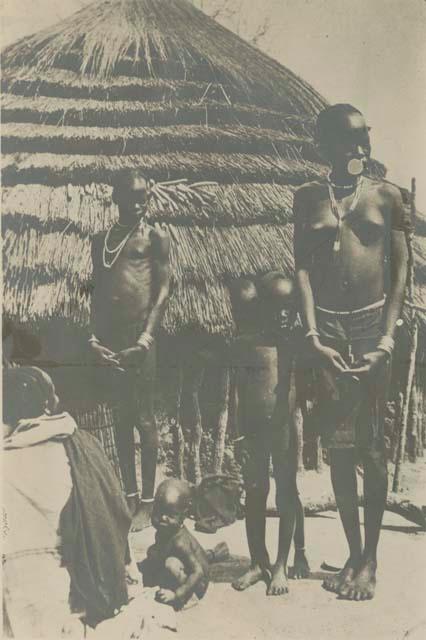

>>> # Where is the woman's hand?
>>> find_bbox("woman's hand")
[343,350,389,378]
[309,338,349,373]
[116,345,148,369]
[88,341,121,367]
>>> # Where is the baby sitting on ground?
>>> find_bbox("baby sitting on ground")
[141,479,226,610]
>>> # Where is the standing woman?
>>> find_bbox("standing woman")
[293,104,408,600]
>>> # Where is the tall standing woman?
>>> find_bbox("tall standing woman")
[293,104,408,600]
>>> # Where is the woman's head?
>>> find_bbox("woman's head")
[316,104,371,176]
[3,367,59,428]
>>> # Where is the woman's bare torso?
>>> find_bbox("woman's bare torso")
[300,180,389,310]
[92,224,155,328]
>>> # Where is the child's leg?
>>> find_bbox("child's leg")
[160,557,187,591]
[232,437,271,591]
[293,493,310,579]
[268,445,298,595]
[160,557,208,606]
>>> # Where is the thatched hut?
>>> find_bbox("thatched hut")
[2,0,425,476]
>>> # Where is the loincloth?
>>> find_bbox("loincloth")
[312,299,390,450]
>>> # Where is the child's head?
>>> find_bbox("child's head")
[258,272,296,332]
[228,277,261,335]
[151,478,193,534]
[229,273,296,336]
[2,367,59,429]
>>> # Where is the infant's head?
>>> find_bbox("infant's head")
[3,367,59,430]
[151,478,192,534]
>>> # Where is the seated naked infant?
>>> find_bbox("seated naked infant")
[141,479,211,610]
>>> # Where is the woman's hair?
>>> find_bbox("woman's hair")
[3,367,54,426]
[315,103,362,145]
[112,169,149,199]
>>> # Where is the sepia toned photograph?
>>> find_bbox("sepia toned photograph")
[1,1,425,638]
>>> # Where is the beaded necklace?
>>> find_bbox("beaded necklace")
[102,219,142,269]
[327,176,364,254]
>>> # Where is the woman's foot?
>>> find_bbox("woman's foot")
[131,501,153,532]
[267,563,289,596]
[232,564,269,591]
[339,559,377,600]
[293,549,310,579]
[322,558,358,594]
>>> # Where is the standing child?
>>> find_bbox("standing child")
[230,273,310,596]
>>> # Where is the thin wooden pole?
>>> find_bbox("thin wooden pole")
[408,379,419,462]
[184,360,204,485]
[172,363,186,480]
[392,177,417,491]
[213,367,230,474]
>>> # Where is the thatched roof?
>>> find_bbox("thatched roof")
[2,0,423,345]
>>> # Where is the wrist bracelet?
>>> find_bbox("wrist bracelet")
[305,328,320,339]
[88,334,100,344]
[376,335,395,356]
[136,332,154,350]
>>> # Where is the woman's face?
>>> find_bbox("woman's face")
[321,111,371,175]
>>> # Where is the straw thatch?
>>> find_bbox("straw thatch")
[1,0,423,346]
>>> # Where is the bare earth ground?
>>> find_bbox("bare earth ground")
[130,459,426,640]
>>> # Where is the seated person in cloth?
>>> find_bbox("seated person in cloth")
[230,273,310,596]
[2,367,133,636]
[293,104,408,600]
[88,169,170,531]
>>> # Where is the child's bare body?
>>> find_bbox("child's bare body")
[141,479,209,610]
[229,273,310,595]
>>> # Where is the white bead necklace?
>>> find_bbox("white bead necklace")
[327,176,364,254]
[102,220,142,269]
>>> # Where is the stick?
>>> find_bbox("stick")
[265,493,426,529]
[213,367,230,474]
[393,177,417,492]
[173,363,186,480]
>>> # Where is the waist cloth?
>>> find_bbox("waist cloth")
[313,298,390,449]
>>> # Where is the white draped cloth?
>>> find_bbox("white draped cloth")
[3,413,83,638]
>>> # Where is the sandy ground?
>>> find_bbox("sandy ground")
[130,462,426,640]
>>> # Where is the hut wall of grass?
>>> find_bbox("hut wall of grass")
[2,0,425,482]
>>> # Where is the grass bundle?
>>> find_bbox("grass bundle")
[2,150,323,186]
[2,68,228,104]
[2,182,296,232]
[1,93,317,136]
[2,122,318,162]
